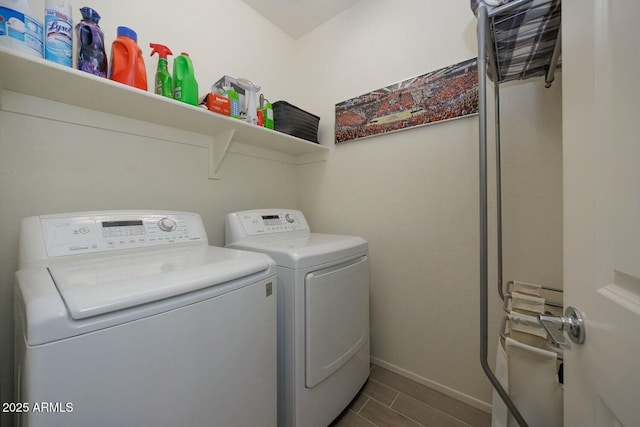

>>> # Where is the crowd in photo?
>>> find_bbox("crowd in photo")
[336,62,478,143]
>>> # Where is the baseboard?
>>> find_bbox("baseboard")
[370,356,492,414]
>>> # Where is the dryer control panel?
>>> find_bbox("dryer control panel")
[227,209,310,237]
[36,211,207,257]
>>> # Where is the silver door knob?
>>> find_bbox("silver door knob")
[538,306,585,345]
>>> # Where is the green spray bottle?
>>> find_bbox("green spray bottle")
[150,43,173,98]
[173,52,198,106]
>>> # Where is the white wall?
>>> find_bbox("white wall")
[294,0,563,408]
[0,0,563,422]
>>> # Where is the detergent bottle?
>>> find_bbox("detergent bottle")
[75,7,106,77]
[150,43,172,98]
[0,0,44,58]
[260,95,274,130]
[109,26,147,91]
[44,0,72,66]
[173,52,198,106]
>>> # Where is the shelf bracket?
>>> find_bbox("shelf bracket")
[208,129,235,180]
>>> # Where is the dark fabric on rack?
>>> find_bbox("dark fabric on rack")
[471,0,561,83]
[558,362,564,385]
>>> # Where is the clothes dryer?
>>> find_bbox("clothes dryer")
[15,210,277,427]
[225,209,370,427]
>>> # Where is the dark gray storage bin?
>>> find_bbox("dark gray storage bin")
[273,101,320,143]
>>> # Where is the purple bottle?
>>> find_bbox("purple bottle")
[75,7,107,77]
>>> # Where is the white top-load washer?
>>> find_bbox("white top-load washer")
[15,210,277,427]
[225,209,370,427]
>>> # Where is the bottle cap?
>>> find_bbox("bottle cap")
[117,26,137,42]
[80,7,99,22]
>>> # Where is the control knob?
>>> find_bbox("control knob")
[158,217,177,232]
[285,214,295,223]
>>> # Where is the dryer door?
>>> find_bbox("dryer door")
[305,255,369,388]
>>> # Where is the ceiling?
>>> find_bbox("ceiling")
[239,0,361,39]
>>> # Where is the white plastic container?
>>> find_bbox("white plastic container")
[0,0,43,58]
[44,0,72,66]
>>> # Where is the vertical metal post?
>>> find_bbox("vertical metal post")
[545,27,562,88]
[495,84,504,301]
[477,6,529,427]
[484,1,505,302]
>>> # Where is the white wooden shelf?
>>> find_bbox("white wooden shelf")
[0,46,328,178]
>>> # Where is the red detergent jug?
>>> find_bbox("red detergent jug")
[109,26,147,91]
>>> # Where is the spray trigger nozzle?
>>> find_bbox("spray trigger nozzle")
[150,43,173,59]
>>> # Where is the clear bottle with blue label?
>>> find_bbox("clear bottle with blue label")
[44,0,73,66]
[0,0,44,58]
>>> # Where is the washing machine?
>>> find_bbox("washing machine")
[225,209,370,427]
[14,210,277,427]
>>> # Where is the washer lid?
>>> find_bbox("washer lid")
[228,233,367,269]
[48,246,270,320]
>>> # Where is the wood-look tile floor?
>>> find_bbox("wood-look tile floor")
[330,365,491,427]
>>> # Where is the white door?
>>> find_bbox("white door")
[563,0,640,426]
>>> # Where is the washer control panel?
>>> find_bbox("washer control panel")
[231,209,310,236]
[40,212,205,257]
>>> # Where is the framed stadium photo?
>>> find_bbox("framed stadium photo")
[335,58,478,144]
